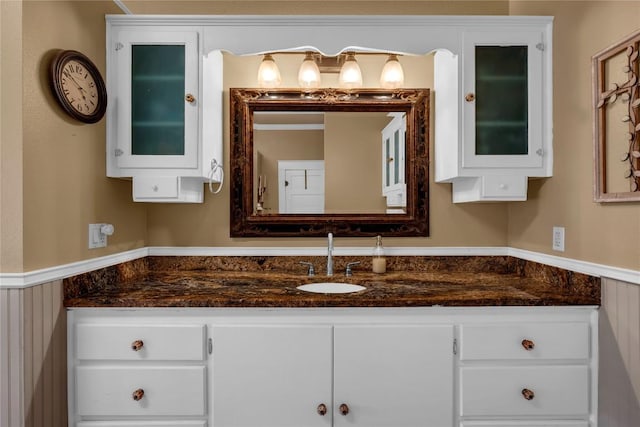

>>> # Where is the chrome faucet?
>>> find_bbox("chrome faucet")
[327,232,334,276]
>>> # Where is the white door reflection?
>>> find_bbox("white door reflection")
[278,160,325,214]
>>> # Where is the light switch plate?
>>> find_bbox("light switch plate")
[88,223,107,249]
[552,226,565,252]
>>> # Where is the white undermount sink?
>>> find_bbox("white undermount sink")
[296,282,366,294]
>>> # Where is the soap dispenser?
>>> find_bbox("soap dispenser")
[372,235,386,274]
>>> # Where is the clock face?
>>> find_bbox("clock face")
[60,59,100,116]
[50,50,107,123]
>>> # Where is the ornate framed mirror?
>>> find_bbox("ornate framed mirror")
[229,88,430,237]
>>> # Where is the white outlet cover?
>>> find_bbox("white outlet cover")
[88,223,107,249]
[552,226,565,252]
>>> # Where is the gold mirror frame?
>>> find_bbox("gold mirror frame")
[229,88,430,237]
[592,29,640,202]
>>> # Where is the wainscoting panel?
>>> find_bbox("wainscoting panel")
[600,277,640,427]
[0,281,67,427]
[0,288,24,427]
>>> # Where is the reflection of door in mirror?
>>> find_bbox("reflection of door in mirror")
[253,111,403,214]
[382,113,407,211]
[278,160,325,213]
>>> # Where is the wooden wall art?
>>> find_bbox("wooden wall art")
[593,28,640,202]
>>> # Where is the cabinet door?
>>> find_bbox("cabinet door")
[114,30,199,169]
[462,31,544,169]
[334,325,454,427]
[211,325,333,427]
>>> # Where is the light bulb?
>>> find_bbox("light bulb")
[298,52,321,89]
[338,53,362,89]
[257,54,281,88]
[380,54,404,89]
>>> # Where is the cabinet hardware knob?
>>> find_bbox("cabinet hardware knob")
[522,388,535,400]
[317,403,327,416]
[131,340,144,351]
[339,403,350,416]
[152,185,159,192]
[132,388,145,401]
[185,93,196,104]
[465,93,475,102]
[521,339,535,350]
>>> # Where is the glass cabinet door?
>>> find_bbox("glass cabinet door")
[462,31,544,169]
[115,31,199,169]
[131,44,186,156]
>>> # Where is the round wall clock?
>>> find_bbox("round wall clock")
[49,50,107,124]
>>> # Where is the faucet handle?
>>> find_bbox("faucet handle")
[345,262,361,277]
[299,262,315,277]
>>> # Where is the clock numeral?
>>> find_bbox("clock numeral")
[89,82,95,88]
[62,70,70,79]
[90,100,95,106]
[75,64,81,73]
[76,104,82,112]
[63,89,70,95]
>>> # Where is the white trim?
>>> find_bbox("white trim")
[112,0,133,15]
[0,248,148,289]
[253,124,325,131]
[1,246,638,289]
[507,248,640,285]
[148,246,508,257]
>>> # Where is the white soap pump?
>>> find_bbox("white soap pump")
[372,235,386,274]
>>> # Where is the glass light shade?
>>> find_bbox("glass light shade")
[298,53,321,89]
[380,54,405,89]
[338,53,363,89]
[257,54,281,88]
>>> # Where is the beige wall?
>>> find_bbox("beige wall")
[507,1,640,270]
[1,0,638,271]
[324,112,388,213]
[17,1,146,271]
[0,0,24,273]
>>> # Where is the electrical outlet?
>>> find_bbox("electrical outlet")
[552,226,565,252]
[88,223,107,249]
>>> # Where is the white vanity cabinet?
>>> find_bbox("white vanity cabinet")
[435,21,553,202]
[106,22,223,202]
[211,324,453,427]
[68,306,596,427]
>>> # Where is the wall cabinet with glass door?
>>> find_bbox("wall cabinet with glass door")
[106,23,223,202]
[435,23,553,202]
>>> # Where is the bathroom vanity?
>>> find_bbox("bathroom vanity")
[65,257,599,427]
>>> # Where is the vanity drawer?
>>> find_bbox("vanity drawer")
[460,422,588,427]
[78,422,207,427]
[75,324,205,361]
[76,366,206,417]
[459,366,589,417]
[460,322,589,360]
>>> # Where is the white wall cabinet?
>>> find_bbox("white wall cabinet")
[68,306,596,427]
[106,23,223,202]
[435,24,553,202]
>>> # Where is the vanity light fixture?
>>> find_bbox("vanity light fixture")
[338,52,363,89]
[257,54,281,88]
[298,52,321,89]
[380,54,405,89]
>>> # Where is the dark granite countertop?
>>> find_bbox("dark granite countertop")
[63,256,601,308]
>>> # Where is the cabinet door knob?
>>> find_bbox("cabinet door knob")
[522,388,535,400]
[339,403,350,416]
[521,339,535,350]
[465,93,475,102]
[317,403,327,416]
[185,93,196,104]
[131,340,144,351]
[132,388,145,401]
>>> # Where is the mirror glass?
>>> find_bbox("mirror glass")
[253,110,406,215]
[230,88,430,237]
